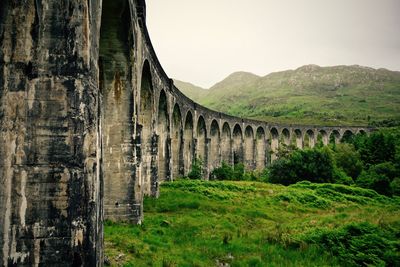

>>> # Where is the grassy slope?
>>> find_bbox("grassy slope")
[173,79,208,102]
[175,65,400,126]
[105,180,400,266]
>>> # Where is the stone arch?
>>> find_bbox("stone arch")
[270,127,279,161]
[244,126,255,169]
[157,90,169,182]
[281,128,291,146]
[233,124,243,164]
[317,130,329,146]
[171,104,182,180]
[304,129,315,148]
[294,129,303,149]
[221,122,232,165]
[210,120,221,171]
[183,111,194,175]
[358,129,367,135]
[341,130,354,143]
[100,0,136,219]
[196,116,207,168]
[139,60,154,196]
[255,127,266,170]
[329,130,340,144]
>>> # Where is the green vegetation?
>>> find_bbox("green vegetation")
[265,128,400,196]
[175,65,400,126]
[104,180,400,266]
[104,128,400,266]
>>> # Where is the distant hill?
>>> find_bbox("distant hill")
[174,65,400,126]
[173,80,208,102]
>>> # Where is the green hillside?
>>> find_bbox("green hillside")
[105,180,400,266]
[175,65,400,126]
[173,79,208,102]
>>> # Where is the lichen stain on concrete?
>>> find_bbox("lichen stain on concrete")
[113,71,122,101]
[52,168,70,218]
[19,171,27,228]
[10,226,29,265]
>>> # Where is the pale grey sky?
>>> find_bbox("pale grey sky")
[146,0,400,88]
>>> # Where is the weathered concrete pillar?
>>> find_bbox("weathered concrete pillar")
[0,0,103,265]
[296,136,304,149]
[270,138,279,162]
[255,128,266,170]
[204,138,211,180]
[151,133,159,198]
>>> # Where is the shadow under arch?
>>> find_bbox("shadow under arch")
[209,120,221,172]
[100,0,138,221]
[221,122,232,165]
[171,103,182,179]
[157,89,170,182]
[244,126,255,169]
[183,110,194,175]
[255,127,266,170]
[233,124,243,165]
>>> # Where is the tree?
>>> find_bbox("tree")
[333,143,363,179]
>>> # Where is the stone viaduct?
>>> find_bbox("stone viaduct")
[0,0,371,265]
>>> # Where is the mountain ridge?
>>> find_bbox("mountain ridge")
[173,65,400,126]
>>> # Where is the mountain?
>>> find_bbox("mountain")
[173,79,208,102]
[174,65,400,126]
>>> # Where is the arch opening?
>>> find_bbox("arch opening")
[157,90,169,182]
[270,127,279,161]
[341,130,354,143]
[233,124,243,165]
[294,129,303,149]
[139,60,154,196]
[210,120,221,172]
[196,116,207,178]
[304,130,315,148]
[329,130,340,144]
[183,111,194,175]
[318,130,328,146]
[255,127,266,170]
[100,0,136,220]
[244,126,255,169]
[171,104,182,180]
[221,122,232,165]
[281,128,291,146]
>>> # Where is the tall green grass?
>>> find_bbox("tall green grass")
[105,180,400,266]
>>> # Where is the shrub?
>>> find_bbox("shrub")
[302,222,400,267]
[356,170,392,196]
[188,158,203,180]
[210,161,234,181]
[390,178,400,196]
[332,167,354,185]
[233,163,245,181]
[349,131,396,166]
[269,147,335,185]
[333,143,363,179]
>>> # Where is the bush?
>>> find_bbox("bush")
[302,222,400,267]
[332,167,354,185]
[349,131,396,166]
[356,170,392,196]
[188,158,203,180]
[391,178,400,196]
[333,143,363,179]
[210,161,234,181]
[269,147,335,185]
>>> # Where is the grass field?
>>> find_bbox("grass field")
[104,180,400,266]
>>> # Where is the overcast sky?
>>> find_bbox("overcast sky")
[146,0,400,88]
